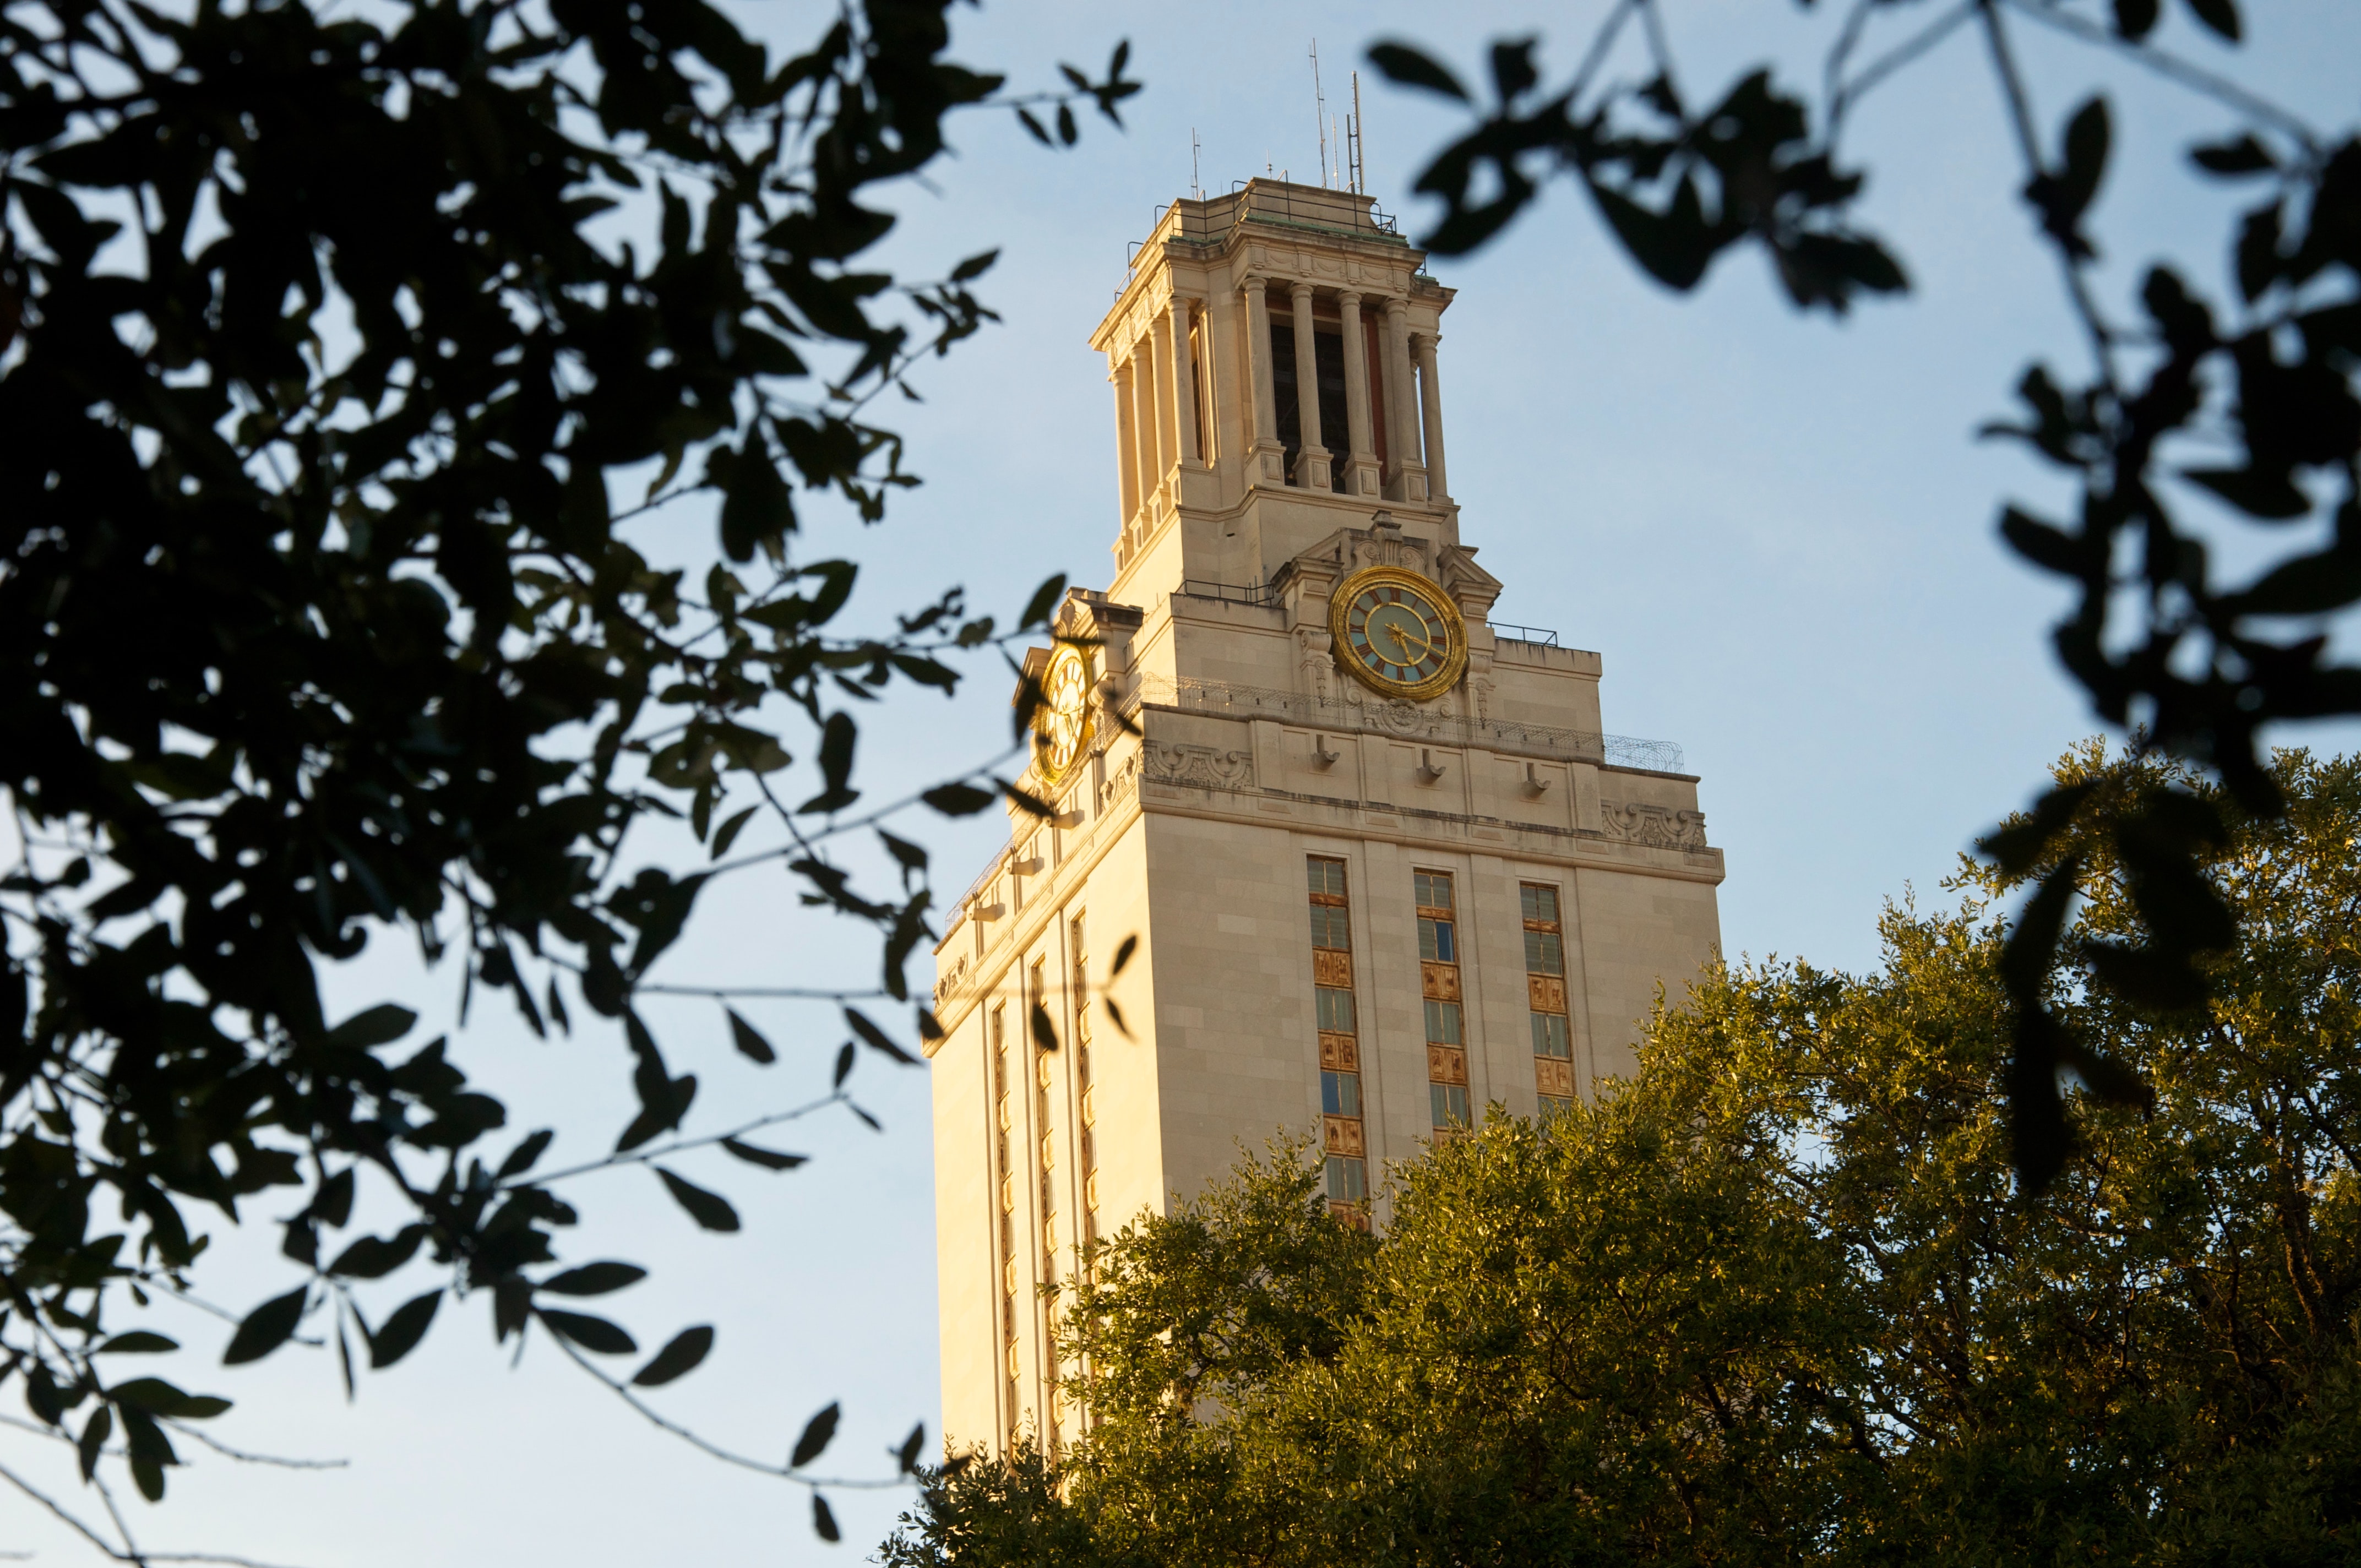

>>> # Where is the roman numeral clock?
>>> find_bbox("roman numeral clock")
[1329,565,1468,702]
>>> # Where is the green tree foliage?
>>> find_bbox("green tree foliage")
[0,0,1135,1537]
[1367,0,2361,1193]
[889,748,2361,1566]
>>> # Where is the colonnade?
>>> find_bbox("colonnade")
[1109,276,1448,533]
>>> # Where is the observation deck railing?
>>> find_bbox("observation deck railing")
[1123,676,1683,773]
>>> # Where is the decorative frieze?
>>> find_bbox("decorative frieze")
[1143,742,1253,791]
[1600,802,1710,850]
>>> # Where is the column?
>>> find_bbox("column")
[1112,360,1139,522]
[1165,296,1201,466]
[1145,326,1171,487]
[1242,276,1282,485]
[1129,336,1161,515]
[1381,298,1427,502]
[1336,290,1379,497]
[1413,331,1449,503]
[1288,281,1331,491]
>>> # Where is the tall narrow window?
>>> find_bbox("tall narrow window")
[1417,870,1470,1134]
[1524,884,1575,1119]
[1313,328,1348,493]
[1027,959,1059,1450]
[1308,856,1367,1226]
[1070,914,1097,1254]
[990,1006,1020,1441]
[1188,318,1212,464]
[1270,321,1302,481]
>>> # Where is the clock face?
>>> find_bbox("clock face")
[1032,644,1095,783]
[1330,567,1467,701]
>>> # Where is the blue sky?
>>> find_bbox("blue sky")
[13,2,2358,1563]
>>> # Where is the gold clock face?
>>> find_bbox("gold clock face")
[1330,567,1467,701]
[1032,644,1095,783]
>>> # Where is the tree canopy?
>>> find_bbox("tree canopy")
[1369,0,2361,1194]
[889,747,2361,1567]
[1,0,1134,1545]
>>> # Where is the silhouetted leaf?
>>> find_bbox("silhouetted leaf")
[727,1009,777,1065]
[632,1326,716,1387]
[1368,40,1470,101]
[366,1291,441,1369]
[540,1262,648,1297]
[710,805,759,859]
[656,1168,742,1232]
[896,1421,927,1474]
[223,1287,308,1365]
[325,1004,417,1050]
[1019,573,1068,629]
[922,781,998,816]
[2190,133,2273,175]
[2182,0,2240,40]
[845,1006,918,1065]
[813,1493,841,1542]
[792,1401,842,1467]
[721,1138,809,1171]
[539,1309,638,1355]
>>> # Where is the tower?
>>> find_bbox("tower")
[926,181,1723,1457]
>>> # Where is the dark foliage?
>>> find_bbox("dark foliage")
[0,0,1135,1537]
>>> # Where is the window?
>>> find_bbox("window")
[1308,857,1348,900]
[1424,998,1462,1046]
[1308,856,1366,1223]
[1070,914,1098,1251]
[991,1006,1021,1440]
[1524,883,1575,1118]
[1430,1082,1471,1128]
[1418,916,1456,963]
[1417,870,1469,1136]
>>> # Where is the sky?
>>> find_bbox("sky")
[10,1,2360,1564]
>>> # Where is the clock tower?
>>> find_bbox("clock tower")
[926,181,1723,1458]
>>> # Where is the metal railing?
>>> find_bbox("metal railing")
[1489,622,1561,646]
[1176,580,1278,608]
[1123,676,1684,773]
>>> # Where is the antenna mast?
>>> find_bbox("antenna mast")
[1191,127,1202,200]
[1349,71,1366,194]
[1310,40,1330,187]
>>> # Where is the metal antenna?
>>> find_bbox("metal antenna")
[1350,71,1366,194]
[1310,40,1329,187]
[1191,127,1201,199]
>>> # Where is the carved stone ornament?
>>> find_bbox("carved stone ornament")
[1294,627,1335,700]
[1097,750,1140,814]
[1600,802,1709,850]
[1143,742,1254,791]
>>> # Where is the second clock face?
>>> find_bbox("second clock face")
[1331,568,1467,701]
[1032,643,1094,783]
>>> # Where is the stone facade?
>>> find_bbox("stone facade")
[925,181,1723,1458]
